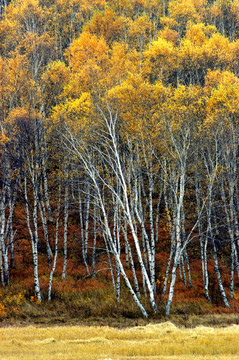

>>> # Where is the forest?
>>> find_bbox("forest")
[0,0,239,321]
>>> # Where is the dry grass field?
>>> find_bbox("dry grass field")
[0,322,238,360]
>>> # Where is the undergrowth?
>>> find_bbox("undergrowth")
[1,276,239,328]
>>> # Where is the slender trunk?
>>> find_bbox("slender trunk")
[165,169,185,315]
[103,233,116,291]
[162,180,175,295]
[181,207,193,288]
[207,184,229,308]
[165,242,181,316]
[162,242,174,295]
[92,200,97,276]
[7,186,16,270]
[195,176,211,302]
[66,110,151,317]
[212,235,230,307]
[155,187,162,244]
[113,189,121,301]
[84,182,90,275]
[0,182,8,285]
[133,172,156,309]
[42,138,53,222]
[221,180,236,299]
[184,250,193,288]
[78,179,90,275]
[107,112,157,312]
[39,181,53,265]
[122,222,141,298]
[148,172,156,291]
[135,190,154,288]
[24,175,41,302]
[94,169,149,317]
[233,205,239,277]
[0,251,3,285]
[48,182,61,300]
[62,178,69,279]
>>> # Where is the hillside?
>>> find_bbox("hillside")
[0,0,239,322]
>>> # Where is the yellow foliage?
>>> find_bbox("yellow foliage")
[227,39,239,74]
[5,107,41,144]
[180,37,204,67]
[51,92,95,139]
[186,23,216,45]
[210,0,239,26]
[0,18,20,55]
[160,16,179,30]
[105,42,140,87]
[41,60,70,106]
[205,69,239,117]
[0,291,25,317]
[19,32,53,59]
[66,31,109,92]
[42,60,69,87]
[83,8,125,45]
[165,84,203,123]
[67,32,109,72]
[108,74,168,147]
[143,37,178,82]
[30,295,41,304]
[6,0,44,34]
[0,133,10,145]
[204,33,231,68]
[158,27,179,44]
[127,14,153,48]
[169,0,207,30]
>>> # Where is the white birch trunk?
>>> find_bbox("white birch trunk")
[65,133,149,317]
[39,182,53,265]
[0,182,9,285]
[78,180,90,275]
[6,185,16,270]
[48,182,61,300]
[84,182,90,275]
[42,139,53,222]
[207,183,229,308]
[92,200,97,276]
[195,175,211,302]
[62,178,69,279]
[108,127,157,311]
[24,175,42,302]
[122,222,141,298]
[220,180,237,299]
[162,180,175,295]
[165,170,185,315]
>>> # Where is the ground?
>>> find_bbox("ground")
[1,321,239,360]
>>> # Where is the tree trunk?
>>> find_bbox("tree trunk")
[48,182,61,300]
[62,177,69,279]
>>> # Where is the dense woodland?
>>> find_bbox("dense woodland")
[0,0,239,319]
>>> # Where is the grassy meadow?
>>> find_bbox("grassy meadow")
[0,322,239,360]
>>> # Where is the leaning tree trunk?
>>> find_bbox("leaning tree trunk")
[165,170,185,316]
[206,182,230,308]
[39,181,53,265]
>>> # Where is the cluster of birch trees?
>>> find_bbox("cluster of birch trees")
[0,0,239,316]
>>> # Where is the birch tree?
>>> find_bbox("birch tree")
[62,104,159,316]
[161,85,205,315]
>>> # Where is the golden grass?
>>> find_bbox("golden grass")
[0,322,239,360]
